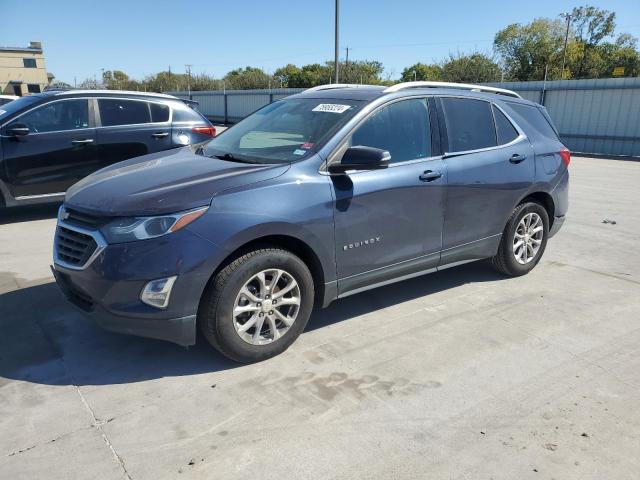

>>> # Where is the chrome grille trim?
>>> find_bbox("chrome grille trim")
[53,220,107,271]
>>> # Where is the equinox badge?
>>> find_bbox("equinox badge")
[343,236,382,251]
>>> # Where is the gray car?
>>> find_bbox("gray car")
[52,81,569,363]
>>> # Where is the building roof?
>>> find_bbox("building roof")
[0,46,43,54]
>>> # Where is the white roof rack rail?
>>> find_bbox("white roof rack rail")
[305,83,379,92]
[383,81,521,98]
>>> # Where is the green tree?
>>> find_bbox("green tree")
[400,63,442,82]
[494,19,565,80]
[273,64,301,87]
[569,5,616,78]
[582,33,640,78]
[223,66,274,90]
[140,71,186,92]
[338,60,385,84]
[441,52,502,83]
[101,70,142,90]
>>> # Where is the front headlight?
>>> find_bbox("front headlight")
[100,206,208,244]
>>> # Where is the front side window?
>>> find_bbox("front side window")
[27,84,41,94]
[204,98,363,164]
[23,58,37,68]
[98,99,151,126]
[8,99,89,133]
[349,98,431,164]
[442,98,497,152]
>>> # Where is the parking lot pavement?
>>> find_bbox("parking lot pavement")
[1,156,639,479]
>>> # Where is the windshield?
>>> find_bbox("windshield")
[0,95,41,122]
[203,98,364,164]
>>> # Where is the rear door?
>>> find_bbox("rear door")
[330,97,446,294]
[438,97,534,264]
[95,98,173,169]
[0,98,97,197]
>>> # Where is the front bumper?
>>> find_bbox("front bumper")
[54,265,196,345]
[52,226,226,347]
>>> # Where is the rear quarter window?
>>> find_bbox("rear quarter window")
[493,105,519,145]
[150,102,170,122]
[506,103,559,142]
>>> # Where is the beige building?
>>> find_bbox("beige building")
[0,41,50,96]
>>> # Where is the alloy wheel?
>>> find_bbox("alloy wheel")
[513,212,544,265]
[232,269,301,345]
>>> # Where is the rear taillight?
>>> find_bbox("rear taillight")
[192,126,216,137]
[560,147,571,167]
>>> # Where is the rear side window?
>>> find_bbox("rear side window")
[441,98,496,152]
[99,99,150,126]
[150,102,170,122]
[351,98,431,164]
[507,103,559,141]
[493,105,519,145]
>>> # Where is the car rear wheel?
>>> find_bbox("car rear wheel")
[491,201,549,277]
[198,247,314,363]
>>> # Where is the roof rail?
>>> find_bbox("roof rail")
[383,81,521,98]
[305,83,379,92]
[49,89,178,99]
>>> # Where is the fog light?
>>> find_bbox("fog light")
[140,276,177,309]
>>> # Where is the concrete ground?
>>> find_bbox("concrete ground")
[1,156,639,479]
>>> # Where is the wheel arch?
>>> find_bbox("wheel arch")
[200,233,328,311]
[519,191,555,227]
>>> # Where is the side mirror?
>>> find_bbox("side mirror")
[328,146,391,173]
[7,124,30,137]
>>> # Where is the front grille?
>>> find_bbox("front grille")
[55,226,98,267]
[64,208,106,228]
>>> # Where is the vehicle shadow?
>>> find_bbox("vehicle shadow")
[0,261,502,387]
[0,203,60,225]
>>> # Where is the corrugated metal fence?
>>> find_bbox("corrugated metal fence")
[168,88,305,124]
[168,77,640,157]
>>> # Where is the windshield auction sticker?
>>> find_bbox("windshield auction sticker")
[312,104,351,114]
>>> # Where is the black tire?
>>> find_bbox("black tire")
[198,247,314,363]
[491,201,549,277]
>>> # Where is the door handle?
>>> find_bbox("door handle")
[152,132,169,138]
[509,153,527,164]
[419,170,442,182]
[71,139,94,145]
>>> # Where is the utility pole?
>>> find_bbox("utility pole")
[560,12,572,80]
[185,64,192,96]
[334,0,339,83]
[345,46,349,83]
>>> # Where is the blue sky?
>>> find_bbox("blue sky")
[3,0,640,84]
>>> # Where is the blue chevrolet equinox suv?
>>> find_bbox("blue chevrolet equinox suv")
[52,82,569,363]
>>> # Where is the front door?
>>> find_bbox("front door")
[1,98,96,197]
[330,97,446,295]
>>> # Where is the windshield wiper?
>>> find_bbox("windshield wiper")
[211,152,259,164]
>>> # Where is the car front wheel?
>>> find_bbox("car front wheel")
[198,247,314,363]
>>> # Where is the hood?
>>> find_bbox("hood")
[65,147,289,216]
